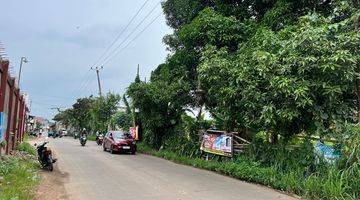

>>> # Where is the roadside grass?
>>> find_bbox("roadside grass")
[0,142,40,200]
[87,135,96,141]
[138,143,359,200]
[16,142,37,156]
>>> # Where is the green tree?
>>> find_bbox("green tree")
[71,97,95,131]
[90,93,121,132]
[110,111,132,131]
[199,3,360,141]
[53,109,74,129]
[127,65,191,149]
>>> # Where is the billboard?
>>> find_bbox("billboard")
[200,130,233,157]
[0,112,8,142]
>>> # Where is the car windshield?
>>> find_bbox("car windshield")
[113,132,132,139]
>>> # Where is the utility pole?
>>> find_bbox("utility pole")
[18,57,28,87]
[91,66,103,97]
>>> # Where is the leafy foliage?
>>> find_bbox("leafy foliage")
[0,154,39,199]
[54,93,121,133]
[110,111,132,131]
[125,0,360,198]
[199,8,360,139]
[90,93,121,132]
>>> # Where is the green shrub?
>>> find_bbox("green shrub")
[0,156,39,199]
[138,141,360,199]
[87,135,97,141]
[15,142,36,156]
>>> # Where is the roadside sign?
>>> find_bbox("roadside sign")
[0,112,8,142]
[200,130,233,157]
[129,126,139,140]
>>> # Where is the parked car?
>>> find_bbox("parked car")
[61,130,67,137]
[29,132,38,137]
[103,131,136,154]
[48,131,54,137]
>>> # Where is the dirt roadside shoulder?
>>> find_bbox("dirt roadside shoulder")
[29,137,69,200]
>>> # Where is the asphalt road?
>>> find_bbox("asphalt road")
[49,137,296,200]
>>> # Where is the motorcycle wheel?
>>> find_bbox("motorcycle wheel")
[48,156,54,171]
[48,163,54,171]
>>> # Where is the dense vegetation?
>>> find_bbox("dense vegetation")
[54,0,360,198]
[53,93,125,133]
[126,0,360,199]
[0,143,39,199]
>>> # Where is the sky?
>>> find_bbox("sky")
[0,0,172,120]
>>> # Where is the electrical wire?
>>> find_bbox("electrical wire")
[74,1,155,98]
[90,0,151,68]
[99,1,161,67]
[102,12,162,67]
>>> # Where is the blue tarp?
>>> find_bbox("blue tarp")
[314,140,341,164]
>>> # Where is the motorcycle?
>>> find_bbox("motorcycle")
[96,134,104,145]
[73,132,78,139]
[80,135,87,146]
[35,141,56,171]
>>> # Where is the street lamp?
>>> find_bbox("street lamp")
[18,57,28,87]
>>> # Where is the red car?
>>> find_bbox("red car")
[103,131,136,154]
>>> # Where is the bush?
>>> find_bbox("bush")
[87,135,97,141]
[138,141,360,199]
[0,156,39,199]
[15,142,36,156]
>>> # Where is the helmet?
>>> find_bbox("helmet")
[83,128,86,131]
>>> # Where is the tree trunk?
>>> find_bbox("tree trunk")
[355,16,360,123]
[197,106,203,142]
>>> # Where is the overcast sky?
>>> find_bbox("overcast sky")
[0,0,171,120]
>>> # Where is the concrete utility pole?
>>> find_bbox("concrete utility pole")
[91,66,103,97]
[18,57,28,87]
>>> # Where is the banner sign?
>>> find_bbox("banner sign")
[0,112,8,142]
[129,126,139,140]
[200,130,233,157]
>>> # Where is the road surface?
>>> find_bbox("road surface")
[46,137,296,200]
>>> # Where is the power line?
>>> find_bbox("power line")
[30,93,74,101]
[102,12,163,67]
[99,1,161,67]
[69,68,92,99]
[73,71,94,97]
[73,1,155,98]
[31,100,64,108]
[90,0,151,68]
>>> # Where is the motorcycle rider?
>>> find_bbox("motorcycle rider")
[79,128,88,146]
[81,128,88,137]
[95,130,100,138]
